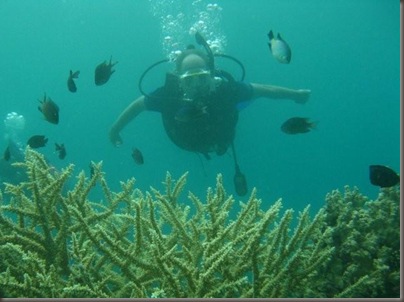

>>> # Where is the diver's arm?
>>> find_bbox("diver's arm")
[109,96,146,146]
[250,83,311,104]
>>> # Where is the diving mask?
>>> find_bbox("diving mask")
[179,68,212,99]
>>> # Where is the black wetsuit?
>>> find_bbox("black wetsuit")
[144,80,253,158]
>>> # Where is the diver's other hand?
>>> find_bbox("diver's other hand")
[294,89,311,104]
[109,128,123,147]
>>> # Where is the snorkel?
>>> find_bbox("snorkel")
[195,31,246,84]
[195,32,215,73]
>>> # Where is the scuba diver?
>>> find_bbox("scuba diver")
[109,33,311,196]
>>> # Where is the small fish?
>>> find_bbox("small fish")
[38,93,59,124]
[4,139,24,162]
[267,30,292,64]
[27,135,48,148]
[94,56,118,86]
[67,70,80,93]
[131,148,144,165]
[281,117,316,134]
[175,105,208,123]
[55,143,66,159]
[3,146,10,161]
[369,165,400,188]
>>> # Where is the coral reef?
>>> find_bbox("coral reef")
[0,148,400,298]
[318,186,400,298]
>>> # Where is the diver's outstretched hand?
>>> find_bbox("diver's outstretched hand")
[109,128,123,147]
[294,89,311,104]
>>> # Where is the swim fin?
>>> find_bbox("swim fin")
[234,163,248,196]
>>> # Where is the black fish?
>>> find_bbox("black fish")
[131,148,144,165]
[55,143,66,159]
[369,165,400,188]
[281,117,316,134]
[67,70,80,92]
[4,139,24,162]
[38,93,59,124]
[94,56,118,86]
[27,135,48,148]
[3,146,10,161]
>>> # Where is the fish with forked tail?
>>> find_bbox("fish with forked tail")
[281,117,317,134]
[95,56,118,86]
[27,135,48,148]
[267,30,292,64]
[67,70,80,92]
[55,143,66,159]
[38,93,59,124]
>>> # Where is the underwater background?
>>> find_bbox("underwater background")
[0,0,400,216]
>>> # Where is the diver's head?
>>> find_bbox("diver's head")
[176,49,214,101]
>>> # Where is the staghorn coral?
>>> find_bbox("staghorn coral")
[0,148,399,297]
